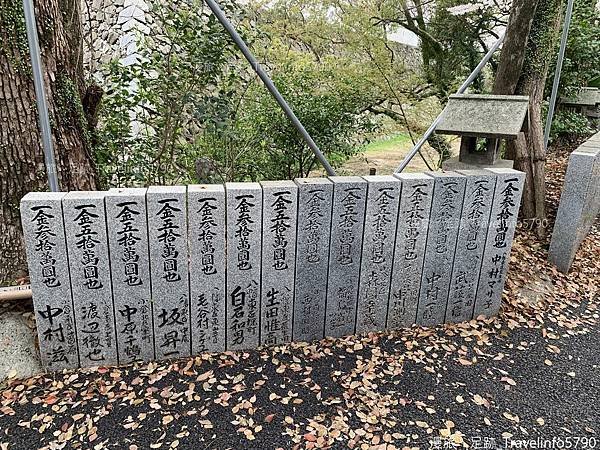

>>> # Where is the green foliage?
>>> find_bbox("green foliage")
[548,109,593,143]
[195,53,378,180]
[248,56,377,178]
[546,0,600,98]
[369,0,510,101]
[95,0,242,187]
[249,0,444,169]
[95,62,144,187]
[361,133,411,153]
[417,0,509,98]
[55,73,91,146]
[542,1,600,145]
[95,0,377,185]
[427,134,452,166]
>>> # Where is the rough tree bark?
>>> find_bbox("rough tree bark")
[493,0,565,221]
[0,0,99,285]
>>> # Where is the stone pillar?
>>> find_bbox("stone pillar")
[474,169,525,318]
[548,142,600,273]
[188,184,226,353]
[388,173,434,329]
[293,178,333,342]
[63,191,118,366]
[417,172,466,326]
[356,176,401,334]
[260,181,298,346]
[105,188,154,364]
[445,171,496,323]
[325,176,368,338]
[226,183,262,350]
[147,186,191,360]
[20,193,79,370]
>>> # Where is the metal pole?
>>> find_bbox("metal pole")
[23,0,59,191]
[394,33,506,173]
[204,0,336,176]
[544,0,574,150]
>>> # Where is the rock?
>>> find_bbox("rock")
[417,172,466,326]
[445,170,496,323]
[473,169,526,318]
[355,175,401,334]
[107,31,119,45]
[106,188,154,364]
[388,173,434,329]
[20,192,79,371]
[0,312,42,382]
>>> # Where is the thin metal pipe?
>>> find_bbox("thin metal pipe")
[394,33,506,173]
[204,0,336,176]
[544,0,574,150]
[23,0,59,191]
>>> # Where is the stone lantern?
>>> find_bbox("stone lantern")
[438,94,530,170]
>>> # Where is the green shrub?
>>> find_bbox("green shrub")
[549,109,593,144]
[94,0,377,186]
[94,0,244,187]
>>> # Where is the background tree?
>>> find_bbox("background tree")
[493,0,566,222]
[0,0,99,285]
[372,0,511,99]
[251,0,444,167]
[97,0,383,183]
[545,0,600,98]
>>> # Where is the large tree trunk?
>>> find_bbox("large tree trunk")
[493,0,540,95]
[0,0,99,285]
[493,0,564,221]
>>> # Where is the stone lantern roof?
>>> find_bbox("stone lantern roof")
[437,94,530,140]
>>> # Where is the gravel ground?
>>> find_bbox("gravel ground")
[0,145,598,450]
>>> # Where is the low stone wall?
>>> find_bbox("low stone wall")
[21,170,525,371]
[548,133,600,273]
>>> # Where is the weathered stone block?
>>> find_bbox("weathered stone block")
[147,186,191,360]
[548,143,600,273]
[388,173,434,329]
[417,172,466,326]
[21,192,79,371]
[325,176,367,338]
[63,191,118,366]
[445,171,496,323]
[0,312,43,380]
[226,183,262,350]
[293,178,333,342]
[474,169,525,318]
[106,188,154,364]
[260,181,298,346]
[356,176,401,333]
[188,184,226,353]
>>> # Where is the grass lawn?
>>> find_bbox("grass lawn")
[360,132,412,154]
[337,131,445,176]
[310,132,458,177]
